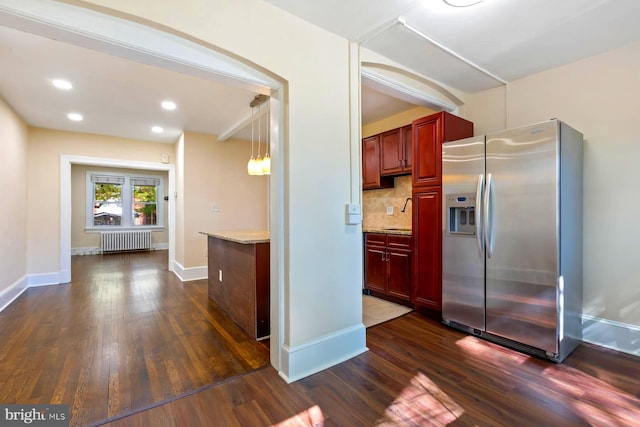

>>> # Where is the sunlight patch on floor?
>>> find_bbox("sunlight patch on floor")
[543,364,640,425]
[378,372,463,426]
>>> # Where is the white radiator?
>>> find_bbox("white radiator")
[100,230,152,253]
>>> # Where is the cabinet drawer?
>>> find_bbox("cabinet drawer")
[365,233,387,247]
[387,234,411,249]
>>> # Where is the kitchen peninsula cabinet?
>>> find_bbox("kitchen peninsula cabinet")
[364,232,412,305]
[411,112,473,313]
[201,230,270,340]
[380,125,412,176]
[363,135,393,190]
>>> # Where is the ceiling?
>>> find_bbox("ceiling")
[266,0,640,92]
[2,0,640,143]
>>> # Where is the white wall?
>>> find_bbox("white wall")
[0,96,28,303]
[80,0,366,380]
[460,40,640,353]
[181,131,268,269]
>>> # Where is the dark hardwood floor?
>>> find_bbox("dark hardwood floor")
[3,251,640,426]
[0,251,270,426]
[105,312,640,427]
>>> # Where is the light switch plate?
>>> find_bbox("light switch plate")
[345,203,362,225]
[386,206,393,215]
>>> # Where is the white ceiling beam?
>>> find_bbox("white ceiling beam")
[218,104,269,142]
[397,18,508,86]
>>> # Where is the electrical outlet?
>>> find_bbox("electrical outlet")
[386,206,393,215]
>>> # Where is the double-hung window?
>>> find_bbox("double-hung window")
[87,172,164,230]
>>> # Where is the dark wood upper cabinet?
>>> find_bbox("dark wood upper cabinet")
[380,126,412,176]
[363,135,393,190]
[412,112,473,188]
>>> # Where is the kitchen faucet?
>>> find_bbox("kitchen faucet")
[401,197,412,213]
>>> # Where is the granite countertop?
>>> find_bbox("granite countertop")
[200,230,270,244]
[363,227,412,236]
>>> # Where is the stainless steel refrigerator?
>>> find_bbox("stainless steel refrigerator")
[441,119,583,362]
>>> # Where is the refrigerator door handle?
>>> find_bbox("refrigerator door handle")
[485,173,494,258]
[475,173,484,257]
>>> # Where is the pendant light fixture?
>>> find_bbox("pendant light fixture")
[247,94,270,176]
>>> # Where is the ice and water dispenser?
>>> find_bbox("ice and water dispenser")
[446,193,476,236]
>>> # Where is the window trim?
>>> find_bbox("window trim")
[86,171,165,231]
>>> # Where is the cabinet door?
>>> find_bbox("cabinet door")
[365,244,387,293]
[363,135,393,190]
[412,112,473,188]
[380,128,403,176]
[412,188,442,310]
[388,247,412,301]
[402,125,412,172]
[363,135,381,189]
[412,115,442,187]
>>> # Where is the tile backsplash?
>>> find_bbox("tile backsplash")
[362,175,412,229]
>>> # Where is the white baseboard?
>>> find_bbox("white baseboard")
[71,246,101,256]
[582,314,640,357]
[71,243,168,256]
[0,275,28,312]
[172,260,207,282]
[28,271,65,287]
[279,323,368,383]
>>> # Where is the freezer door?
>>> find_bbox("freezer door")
[442,136,485,330]
[485,121,559,354]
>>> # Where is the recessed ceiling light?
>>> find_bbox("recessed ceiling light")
[443,0,484,6]
[52,79,73,90]
[67,113,83,121]
[161,100,177,111]
[151,126,164,134]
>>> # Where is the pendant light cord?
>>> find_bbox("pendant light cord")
[250,105,255,158]
[257,103,262,158]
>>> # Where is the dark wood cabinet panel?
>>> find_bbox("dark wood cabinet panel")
[388,247,412,300]
[412,188,442,311]
[365,245,387,293]
[380,128,403,175]
[412,112,473,188]
[402,125,412,171]
[207,236,270,339]
[363,135,393,190]
[364,233,412,303]
[380,126,412,176]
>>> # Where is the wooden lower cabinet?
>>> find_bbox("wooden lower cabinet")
[412,188,442,311]
[364,233,412,304]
